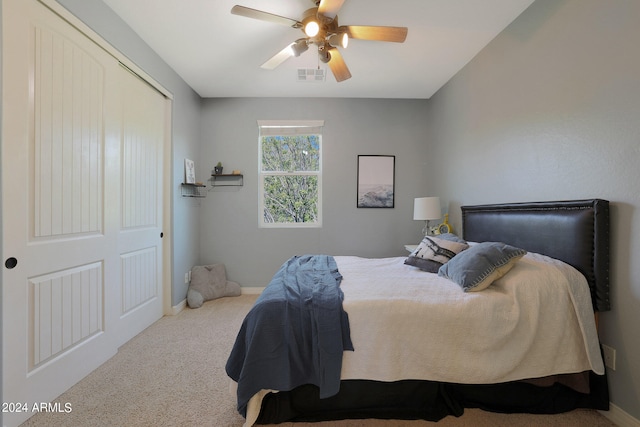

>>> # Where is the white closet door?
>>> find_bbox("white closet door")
[113,66,165,346]
[1,1,165,425]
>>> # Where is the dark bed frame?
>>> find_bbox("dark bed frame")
[462,199,610,312]
[255,199,611,424]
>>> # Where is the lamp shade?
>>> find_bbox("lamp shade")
[413,197,441,221]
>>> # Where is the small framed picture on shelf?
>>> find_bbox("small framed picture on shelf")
[184,158,196,184]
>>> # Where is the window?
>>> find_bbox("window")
[258,120,323,228]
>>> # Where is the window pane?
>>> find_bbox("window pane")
[261,135,320,172]
[263,175,318,224]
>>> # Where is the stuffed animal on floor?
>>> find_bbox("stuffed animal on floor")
[187,263,241,308]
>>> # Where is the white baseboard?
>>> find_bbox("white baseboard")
[171,299,186,315]
[241,287,265,295]
[600,403,640,427]
[169,290,262,315]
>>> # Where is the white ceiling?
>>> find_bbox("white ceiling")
[101,0,535,99]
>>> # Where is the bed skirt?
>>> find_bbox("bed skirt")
[254,370,609,424]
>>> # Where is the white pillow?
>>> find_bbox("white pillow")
[405,235,469,272]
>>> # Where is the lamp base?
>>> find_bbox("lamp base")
[422,220,430,237]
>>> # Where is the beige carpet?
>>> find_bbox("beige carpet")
[22,294,616,427]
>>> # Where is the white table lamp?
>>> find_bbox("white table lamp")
[413,197,441,236]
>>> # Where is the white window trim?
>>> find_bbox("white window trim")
[258,120,324,228]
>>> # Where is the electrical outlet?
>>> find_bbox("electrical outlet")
[188,270,192,282]
[602,344,616,370]
[184,272,189,284]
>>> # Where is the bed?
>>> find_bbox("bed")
[226,199,610,425]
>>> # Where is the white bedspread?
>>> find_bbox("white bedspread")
[337,253,603,383]
[242,252,604,426]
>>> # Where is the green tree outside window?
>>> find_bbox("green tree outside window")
[259,129,322,227]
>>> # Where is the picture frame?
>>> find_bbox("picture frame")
[184,158,196,184]
[357,155,395,208]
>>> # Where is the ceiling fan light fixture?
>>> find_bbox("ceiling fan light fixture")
[290,39,309,57]
[328,32,348,48]
[304,20,320,37]
[319,49,331,64]
[231,3,407,83]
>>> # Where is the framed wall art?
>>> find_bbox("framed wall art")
[357,155,395,208]
[184,158,196,184]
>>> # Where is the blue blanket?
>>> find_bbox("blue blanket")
[225,255,354,417]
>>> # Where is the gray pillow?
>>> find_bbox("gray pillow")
[405,234,469,273]
[187,264,241,308]
[437,233,468,244]
[438,242,527,291]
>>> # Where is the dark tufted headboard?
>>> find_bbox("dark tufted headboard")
[461,199,610,312]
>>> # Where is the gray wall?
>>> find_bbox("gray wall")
[198,98,431,285]
[426,0,640,419]
[53,0,203,307]
[3,0,638,421]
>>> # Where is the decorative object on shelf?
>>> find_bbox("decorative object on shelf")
[232,169,242,175]
[214,161,223,175]
[413,196,441,236]
[435,213,453,235]
[357,155,395,208]
[184,158,196,184]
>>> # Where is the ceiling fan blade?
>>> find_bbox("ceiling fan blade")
[342,25,408,43]
[231,5,301,28]
[318,0,346,19]
[260,44,294,70]
[327,48,351,82]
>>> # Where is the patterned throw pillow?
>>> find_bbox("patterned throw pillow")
[404,234,469,273]
[438,242,527,292]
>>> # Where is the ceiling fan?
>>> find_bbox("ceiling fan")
[231,0,408,82]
